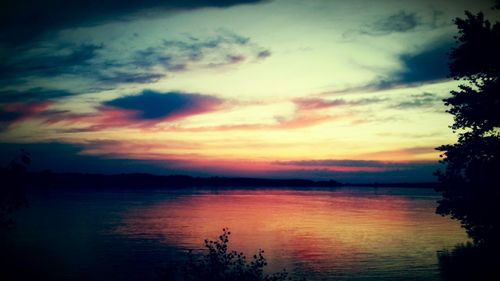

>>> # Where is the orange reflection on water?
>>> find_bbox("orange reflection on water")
[115,188,468,278]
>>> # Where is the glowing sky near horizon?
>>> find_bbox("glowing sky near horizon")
[0,0,497,182]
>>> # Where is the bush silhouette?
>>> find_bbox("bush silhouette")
[161,228,304,281]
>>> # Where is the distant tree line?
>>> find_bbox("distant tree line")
[22,172,342,189]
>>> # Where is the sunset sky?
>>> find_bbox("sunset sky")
[0,0,496,182]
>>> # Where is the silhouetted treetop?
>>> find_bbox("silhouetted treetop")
[449,12,500,82]
[446,11,500,133]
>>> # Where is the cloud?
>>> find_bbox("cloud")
[226,54,246,64]
[275,159,435,169]
[97,72,165,84]
[397,41,451,84]
[359,146,438,160]
[171,97,379,133]
[293,98,346,109]
[32,90,227,131]
[0,0,269,47]
[0,88,75,103]
[294,97,386,110]
[134,31,269,71]
[0,88,76,128]
[0,42,170,88]
[0,102,51,129]
[0,141,188,175]
[395,92,441,109]
[133,47,182,70]
[0,141,440,183]
[102,90,224,121]
[324,41,453,95]
[267,164,440,183]
[1,31,270,89]
[358,10,420,36]
[162,31,250,53]
[0,43,103,84]
[271,157,441,182]
[374,11,420,33]
[179,100,351,133]
[257,50,271,59]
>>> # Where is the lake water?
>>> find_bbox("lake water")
[1,187,468,281]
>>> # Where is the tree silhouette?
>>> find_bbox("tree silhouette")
[435,7,500,246]
[0,149,30,229]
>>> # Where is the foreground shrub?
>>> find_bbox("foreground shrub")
[161,228,304,281]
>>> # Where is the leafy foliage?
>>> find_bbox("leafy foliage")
[436,9,500,245]
[162,228,303,281]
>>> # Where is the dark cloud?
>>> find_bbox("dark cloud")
[0,88,74,104]
[362,10,420,36]
[226,54,246,64]
[257,50,271,59]
[0,0,268,47]
[0,42,164,88]
[0,110,22,123]
[133,48,179,70]
[376,11,420,32]
[0,44,157,86]
[0,43,102,84]
[0,41,165,84]
[397,41,451,84]
[1,31,270,88]
[8,90,228,130]
[0,88,75,128]
[102,90,224,121]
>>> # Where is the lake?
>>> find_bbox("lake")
[0,187,468,281]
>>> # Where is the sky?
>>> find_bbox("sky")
[0,0,497,182]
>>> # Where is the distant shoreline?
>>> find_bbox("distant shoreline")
[24,172,439,189]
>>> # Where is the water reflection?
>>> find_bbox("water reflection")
[115,188,468,280]
[438,242,500,281]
